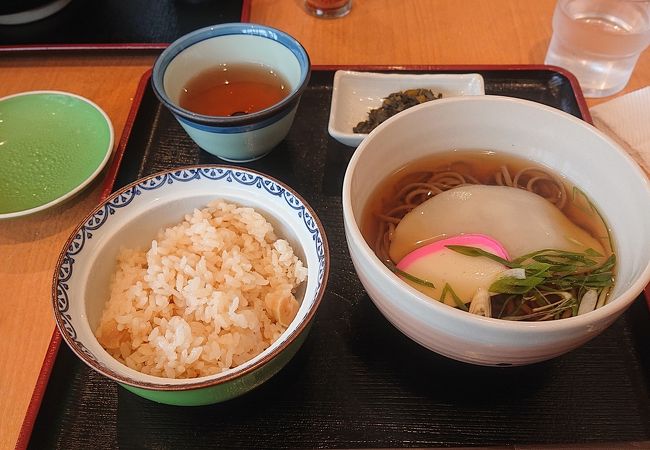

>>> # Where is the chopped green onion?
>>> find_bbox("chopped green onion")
[441,283,468,311]
[445,245,515,267]
[391,266,435,289]
[446,245,616,319]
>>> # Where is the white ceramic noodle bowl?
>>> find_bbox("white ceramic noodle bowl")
[342,95,650,366]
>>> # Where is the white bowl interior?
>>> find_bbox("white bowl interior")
[343,95,650,364]
[60,169,325,386]
[163,35,302,104]
[328,71,485,146]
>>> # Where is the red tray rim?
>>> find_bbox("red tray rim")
[14,62,609,450]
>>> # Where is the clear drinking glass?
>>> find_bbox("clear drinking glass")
[545,0,650,97]
[303,0,352,18]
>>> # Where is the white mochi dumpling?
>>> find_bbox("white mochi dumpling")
[389,185,605,263]
[396,236,509,305]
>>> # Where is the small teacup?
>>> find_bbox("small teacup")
[152,23,311,162]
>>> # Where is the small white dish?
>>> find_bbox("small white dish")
[328,71,485,147]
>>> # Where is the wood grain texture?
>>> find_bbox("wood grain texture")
[0,52,157,450]
[249,0,554,65]
[3,0,650,447]
[248,0,650,106]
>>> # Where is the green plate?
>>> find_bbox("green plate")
[0,91,114,218]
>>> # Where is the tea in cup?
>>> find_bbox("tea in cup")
[152,23,311,162]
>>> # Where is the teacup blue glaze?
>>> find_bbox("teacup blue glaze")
[152,23,311,162]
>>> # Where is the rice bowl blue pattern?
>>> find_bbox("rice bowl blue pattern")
[152,23,311,162]
[52,166,329,405]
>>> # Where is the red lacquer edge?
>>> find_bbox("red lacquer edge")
[14,68,152,450]
[14,330,62,450]
[0,42,168,53]
[15,7,246,447]
[241,0,252,22]
[98,68,153,201]
[10,62,611,450]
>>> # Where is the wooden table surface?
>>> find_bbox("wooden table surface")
[1,0,648,447]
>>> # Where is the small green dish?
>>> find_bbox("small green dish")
[0,91,113,219]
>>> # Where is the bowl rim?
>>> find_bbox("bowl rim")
[0,90,114,220]
[151,22,311,127]
[342,94,650,333]
[52,164,330,390]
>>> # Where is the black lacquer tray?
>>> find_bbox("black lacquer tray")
[0,0,245,48]
[24,67,650,449]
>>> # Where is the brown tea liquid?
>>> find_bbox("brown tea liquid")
[179,63,290,117]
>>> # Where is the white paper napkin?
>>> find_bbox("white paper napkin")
[590,86,650,176]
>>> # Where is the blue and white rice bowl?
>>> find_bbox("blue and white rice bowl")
[52,166,328,405]
[152,23,311,162]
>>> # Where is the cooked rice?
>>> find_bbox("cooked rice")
[95,200,307,379]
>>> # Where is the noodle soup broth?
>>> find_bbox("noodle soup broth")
[361,150,615,321]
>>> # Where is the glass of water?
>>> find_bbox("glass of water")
[545,0,650,97]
